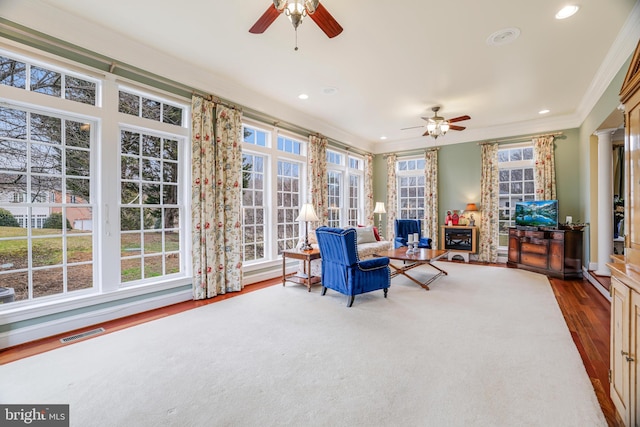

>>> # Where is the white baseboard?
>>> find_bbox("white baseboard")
[583,266,612,302]
[0,289,192,349]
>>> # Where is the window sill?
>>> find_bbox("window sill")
[0,276,192,325]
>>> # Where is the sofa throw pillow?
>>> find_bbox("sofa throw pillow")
[355,226,377,244]
[358,224,381,241]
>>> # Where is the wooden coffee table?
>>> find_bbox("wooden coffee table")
[375,247,449,290]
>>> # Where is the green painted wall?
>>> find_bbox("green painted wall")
[373,129,581,247]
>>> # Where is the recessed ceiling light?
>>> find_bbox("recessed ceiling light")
[380,136,387,140]
[539,109,550,115]
[555,5,579,20]
[298,93,309,100]
[486,27,521,46]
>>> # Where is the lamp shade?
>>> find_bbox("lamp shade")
[465,203,478,212]
[373,202,386,214]
[295,203,320,222]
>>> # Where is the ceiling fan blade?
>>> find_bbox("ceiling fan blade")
[448,115,471,123]
[401,125,425,131]
[449,125,466,131]
[249,4,281,34]
[309,3,343,38]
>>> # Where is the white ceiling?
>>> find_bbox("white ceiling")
[1,0,639,153]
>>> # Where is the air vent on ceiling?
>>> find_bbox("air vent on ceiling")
[486,27,521,46]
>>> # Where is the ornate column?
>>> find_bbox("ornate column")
[594,129,616,276]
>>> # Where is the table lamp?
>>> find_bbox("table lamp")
[296,203,320,251]
[373,202,386,232]
[465,203,478,226]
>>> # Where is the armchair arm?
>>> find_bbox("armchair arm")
[358,257,390,271]
[418,237,432,249]
[394,237,407,248]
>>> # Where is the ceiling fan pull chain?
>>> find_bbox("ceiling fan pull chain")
[294,28,299,51]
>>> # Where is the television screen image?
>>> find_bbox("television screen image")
[515,200,559,228]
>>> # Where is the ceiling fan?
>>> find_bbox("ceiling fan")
[249,1,343,49]
[402,107,471,139]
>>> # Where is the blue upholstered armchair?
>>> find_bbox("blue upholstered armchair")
[315,226,391,307]
[394,219,432,249]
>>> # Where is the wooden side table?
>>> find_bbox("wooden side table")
[281,248,322,292]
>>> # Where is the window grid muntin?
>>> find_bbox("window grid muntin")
[242,152,266,262]
[276,159,301,254]
[0,52,98,106]
[119,128,182,284]
[118,88,185,126]
[348,175,360,226]
[498,145,535,247]
[243,124,269,147]
[0,104,95,302]
[277,135,301,155]
[327,170,342,227]
[397,158,425,220]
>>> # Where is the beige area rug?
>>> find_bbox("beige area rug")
[0,262,606,427]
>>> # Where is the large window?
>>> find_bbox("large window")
[242,152,265,261]
[119,128,182,283]
[397,158,426,219]
[241,123,305,264]
[0,106,95,301]
[326,150,364,227]
[498,144,535,247]
[0,49,189,309]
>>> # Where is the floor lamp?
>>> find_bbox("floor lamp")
[373,202,386,234]
[296,203,320,251]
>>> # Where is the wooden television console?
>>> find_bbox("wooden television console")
[507,227,583,279]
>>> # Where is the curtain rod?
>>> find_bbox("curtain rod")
[479,132,564,145]
[382,148,438,158]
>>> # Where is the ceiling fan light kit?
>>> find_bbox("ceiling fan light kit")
[250,0,343,50]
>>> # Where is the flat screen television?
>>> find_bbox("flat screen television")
[515,200,558,229]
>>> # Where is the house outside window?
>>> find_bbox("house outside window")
[498,144,535,247]
[0,49,190,308]
[396,158,426,219]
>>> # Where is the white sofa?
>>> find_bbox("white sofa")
[297,226,391,278]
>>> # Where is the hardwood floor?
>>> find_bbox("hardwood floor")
[0,266,624,425]
[549,275,623,426]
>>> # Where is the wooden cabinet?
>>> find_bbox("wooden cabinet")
[609,269,640,427]
[506,228,583,279]
[609,40,640,426]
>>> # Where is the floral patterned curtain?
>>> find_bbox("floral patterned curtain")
[191,96,243,300]
[307,135,328,227]
[478,143,499,263]
[533,135,556,200]
[424,149,439,248]
[364,153,374,225]
[386,154,397,242]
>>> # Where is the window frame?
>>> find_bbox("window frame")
[0,46,192,319]
[497,142,535,248]
[396,157,426,220]
[241,120,307,269]
[325,149,365,228]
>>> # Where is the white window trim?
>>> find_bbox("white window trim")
[241,119,307,271]
[0,47,191,321]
